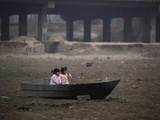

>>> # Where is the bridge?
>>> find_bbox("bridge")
[0,0,160,42]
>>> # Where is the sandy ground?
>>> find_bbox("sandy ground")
[0,50,160,120]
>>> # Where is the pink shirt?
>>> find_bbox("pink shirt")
[60,74,69,84]
[50,74,62,85]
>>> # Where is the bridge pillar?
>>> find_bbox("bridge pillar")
[156,16,160,42]
[38,9,47,42]
[1,15,9,41]
[103,18,111,42]
[84,19,91,42]
[142,17,151,43]
[124,17,132,42]
[66,20,74,41]
[19,13,27,36]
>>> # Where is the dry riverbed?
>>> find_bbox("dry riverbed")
[0,53,160,120]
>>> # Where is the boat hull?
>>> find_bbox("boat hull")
[21,80,120,99]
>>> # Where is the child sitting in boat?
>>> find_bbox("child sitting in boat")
[60,66,72,84]
[50,68,62,85]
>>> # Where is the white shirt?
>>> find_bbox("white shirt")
[49,74,62,85]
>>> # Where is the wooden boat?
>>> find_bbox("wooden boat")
[21,80,120,99]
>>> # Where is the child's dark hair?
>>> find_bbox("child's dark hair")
[61,66,67,74]
[51,68,60,74]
